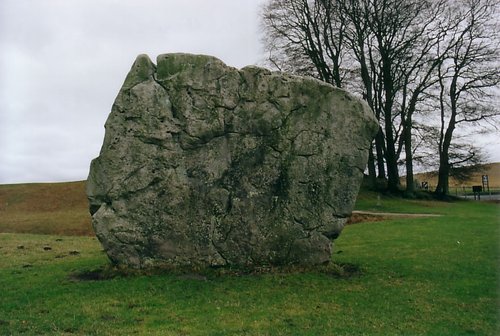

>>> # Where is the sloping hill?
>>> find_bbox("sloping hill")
[0,181,93,236]
[411,162,500,189]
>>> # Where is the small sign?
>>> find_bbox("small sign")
[472,185,482,193]
[482,174,490,193]
[421,181,428,190]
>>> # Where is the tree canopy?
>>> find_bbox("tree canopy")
[261,0,500,195]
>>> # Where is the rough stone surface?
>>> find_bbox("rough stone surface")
[86,53,378,268]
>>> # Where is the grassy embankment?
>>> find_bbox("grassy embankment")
[0,182,499,335]
[0,181,92,236]
[410,162,500,194]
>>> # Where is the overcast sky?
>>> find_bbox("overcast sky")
[0,0,267,184]
[1,0,498,184]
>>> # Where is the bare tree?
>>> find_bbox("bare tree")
[264,0,453,192]
[261,0,347,87]
[363,0,451,195]
[434,0,500,196]
[412,122,488,188]
[260,0,500,195]
[336,0,386,186]
[447,146,487,184]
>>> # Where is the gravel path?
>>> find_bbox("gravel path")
[351,210,442,217]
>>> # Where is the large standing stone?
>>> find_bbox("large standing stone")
[87,53,378,268]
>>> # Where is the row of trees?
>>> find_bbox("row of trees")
[261,0,500,196]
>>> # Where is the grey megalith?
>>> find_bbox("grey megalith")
[87,53,378,268]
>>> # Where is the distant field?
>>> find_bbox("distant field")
[0,181,92,236]
[411,162,500,190]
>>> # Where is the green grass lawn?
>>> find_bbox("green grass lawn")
[1,195,499,335]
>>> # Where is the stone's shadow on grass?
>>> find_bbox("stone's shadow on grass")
[68,268,119,282]
[328,262,363,278]
[197,262,363,279]
[68,262,363,282]
[68,269,106,282]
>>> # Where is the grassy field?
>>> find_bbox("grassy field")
[411,162,500,190]
[0,181,92,236]
[0,183,499,335]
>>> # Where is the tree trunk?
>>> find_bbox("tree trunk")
[380,39,399,193]
[384,100,400,193]
[403,100,417,196]
[403,121,415,196]
[385,132,400,193]
[435,118,455,196]
[374,128,386,179]
[435,152,450,196]
[367,144,377,189]
[436,64,459,197]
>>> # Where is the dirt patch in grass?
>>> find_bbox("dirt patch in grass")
[347,210,442,225]
[347,212,389,224]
